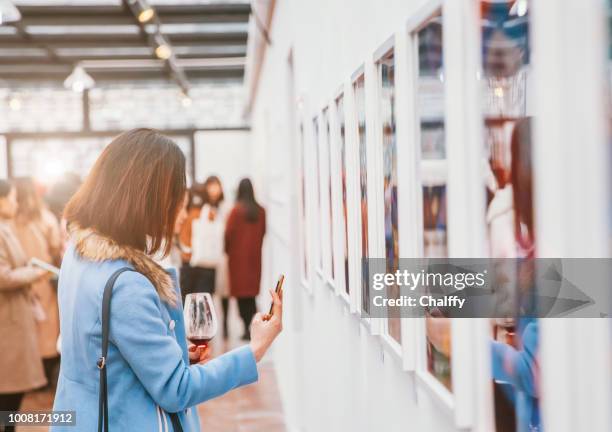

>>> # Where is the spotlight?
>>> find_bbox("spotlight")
[0,0,21,25]
[181,94,192,108]
[138,7,154,23]
[63,65,95,93]
[9,96,21,111]
[155,44,172,60]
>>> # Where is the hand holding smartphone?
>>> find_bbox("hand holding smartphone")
[268,274,285,316]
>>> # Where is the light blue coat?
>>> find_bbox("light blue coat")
[52,245,258,431]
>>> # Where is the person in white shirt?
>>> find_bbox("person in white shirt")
[181,176,231,336]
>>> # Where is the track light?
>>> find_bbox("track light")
[138,7,154,23]
[155,44,172,60]
[9,95,21,111]
[63,65,95,92]
[180,91,192,107]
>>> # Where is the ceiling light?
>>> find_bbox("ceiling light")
[138,7,155,23]
[0,0,21,25]
[181,96,192,108]
[9,96,21,111]
[63,65,95,93]
[155,44,172,60]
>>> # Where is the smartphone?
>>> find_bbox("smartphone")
[268,274,285,315]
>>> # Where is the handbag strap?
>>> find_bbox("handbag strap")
[97,267,184,432]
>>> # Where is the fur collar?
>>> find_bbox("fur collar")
[70,225,177,306]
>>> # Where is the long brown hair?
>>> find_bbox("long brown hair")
[236,178,260,222]
[64,128,186,256]
[15,177,43,222]
[190,175,224,209]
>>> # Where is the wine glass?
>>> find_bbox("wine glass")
[184,293,218,348]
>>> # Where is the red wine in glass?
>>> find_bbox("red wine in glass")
[184,293,218,350]
[188,336,213,348]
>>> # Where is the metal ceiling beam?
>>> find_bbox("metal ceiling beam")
[16,3,251,17]
[0,39,246,49]
[0,68,244,82]
[18,13,249,26]
[121,0,190,94]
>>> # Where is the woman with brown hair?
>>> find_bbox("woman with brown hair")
[52,129,282,432]
[13,177,62,388]
[0,179,48,429]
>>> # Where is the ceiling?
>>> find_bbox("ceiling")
[0,0,252,88]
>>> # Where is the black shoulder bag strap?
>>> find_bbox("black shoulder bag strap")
[98,267,184,432]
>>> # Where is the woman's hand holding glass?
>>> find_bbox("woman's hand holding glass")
[249,288,283,362]
[188,343,212,364]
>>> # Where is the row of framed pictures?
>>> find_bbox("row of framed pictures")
[293,1,550,431]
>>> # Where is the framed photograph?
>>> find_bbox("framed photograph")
[322,107,336,287]
[312,114,324,278]
[407,3,455,411]
[352,71,371,317]
[298,120,310,287]
[333,91,351,302]
[480,4,541,432]
[374,42,402,349]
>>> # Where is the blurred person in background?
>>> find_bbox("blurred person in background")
[225,178,266,341]
[180,177,232,337]
[45,172,82,257]
[52,129,282,431]
[154,191,189,272]
[14,177,62,389]
[0,179,49,430]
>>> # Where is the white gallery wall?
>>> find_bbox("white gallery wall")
[194,130,251,200]
[247,1,611,432]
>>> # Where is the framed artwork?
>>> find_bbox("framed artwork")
[323,107,335,285]
[313,115,324,275]
[479,3,541,432]
[298,121,309,285]
[377,46,402,345]
[353,73,371,316]
[335,93,351,297]
[411,8,453,394]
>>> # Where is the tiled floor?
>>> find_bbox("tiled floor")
[17,338,285,432]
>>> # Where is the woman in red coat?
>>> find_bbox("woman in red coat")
[225,178,266,340]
